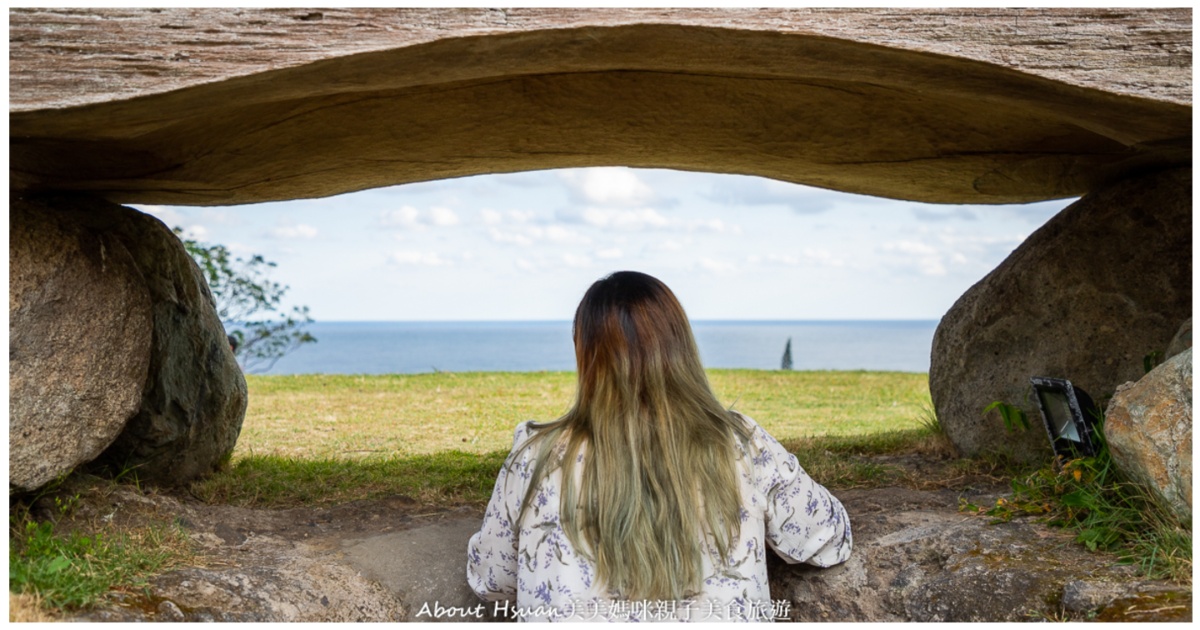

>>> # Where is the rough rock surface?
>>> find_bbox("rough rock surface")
[56,480,1190,623]
[9,9,1191,206]
[83,196,249,485]
[930,168,1193,461]
[9,196,153,491]
[773,487,1187,622]
[340,518,485,622]
[1105,348,1193,524]
[1166,318,1192,359]
[10,8,1191,111]
[68,487,411,622]
[10,193,248,487]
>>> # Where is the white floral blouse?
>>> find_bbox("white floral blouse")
[466,414,852,622]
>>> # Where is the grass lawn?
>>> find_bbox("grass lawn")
[15,369,1187,620]
[193,370,940,508]
[234,370,933,459]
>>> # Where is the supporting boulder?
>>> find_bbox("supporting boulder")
[10,195,153,491]
[9,194,248,488]
[930,168,1192,461]
[1165,318,1192,360]
[1105,348,1192,525]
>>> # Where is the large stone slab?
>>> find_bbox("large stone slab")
[9,9,1190,206]
[930,168,1193,460]
[1105,348,1192,524]
[9,195,153,491]
[10,8,1190,111]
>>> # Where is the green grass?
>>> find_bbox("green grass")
[17,369,937,615]
[192,432,956,509]
[236,370,933,459]
[192,450,510,507]
[191,370,935,508]
[9,512,192,611]
[962,417,1191,583]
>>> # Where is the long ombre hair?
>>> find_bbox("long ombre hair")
[516,271,751,600]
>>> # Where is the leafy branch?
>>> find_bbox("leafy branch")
[176,229,316,373]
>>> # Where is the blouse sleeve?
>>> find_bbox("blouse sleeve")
[466,423,532,601]
[751,423,852,567]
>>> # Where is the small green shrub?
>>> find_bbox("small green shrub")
[983,400,1030,433]
[962,414,1191,582]
[918,403,944,436]
[1143,350,1165,374]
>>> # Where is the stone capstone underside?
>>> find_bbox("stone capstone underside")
[9,8,1192,206]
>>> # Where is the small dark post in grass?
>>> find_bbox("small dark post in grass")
[781,338,793,371]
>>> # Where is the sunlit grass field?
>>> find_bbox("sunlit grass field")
[234,370,933,459]
[193,370,938,507]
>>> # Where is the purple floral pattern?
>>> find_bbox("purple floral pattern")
[466,415,852,621]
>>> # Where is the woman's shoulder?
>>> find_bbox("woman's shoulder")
[727,411,773,444]
[511,420,534,446]
[505,419,564,465]
[727,411,795,465]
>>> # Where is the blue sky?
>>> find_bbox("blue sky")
[134,167,1071,322]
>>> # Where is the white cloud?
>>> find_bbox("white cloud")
[543,226,586,244]
[595,248,623,259]
[752,248,844,269]
[515,258,537,272]
[686,218,741,234]
[934,230,1026,250]
[918,258,947,276]
[697,257,737,274]
[996,199,1073,224]
[911,206,979,222]
[555,206,741,235]
[880,240,946,277]
[488,228,534,247]
[379,205,459,230]
[882,240,938,256]
[181,224,209,240]
[380,206,421,229]
[481,208,535,227]
[269,224,319,240]
[480,208,503,225]
[135,204,212,240]
[199,208,239,226]
[559,167,657,207]
[562,253,592,268]
[226,241,254,256]
[933,229,1026,265]
[705,175,841,214]
[428,206,460,227]
[389,250,452,266]
[507,209,535,223]
[488,225,589,247]
[558,207,671,231]
[803,248,844,267]
[135,204,183,226]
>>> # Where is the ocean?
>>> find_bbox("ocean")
[258,320,939,375]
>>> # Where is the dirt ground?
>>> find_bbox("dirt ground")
[10,451,1191,622]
